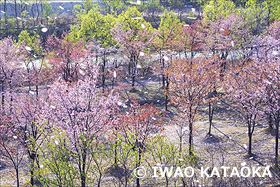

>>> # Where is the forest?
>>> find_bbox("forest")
[1,0,280,186]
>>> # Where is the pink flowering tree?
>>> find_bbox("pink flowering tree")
[172,21,204,59]
[256,58,280,166]
[7,93,48,186]
[118,100,163,187]
[0,114,25,187]
[204,14,253,70]
[168,57,218,155]
[253,21,280,166]
[0,37,47,186]
[43,66,119,187]
[225,62,263,156]
[46,33,86,83]
[19,34,46,97]
[112,23,154,88]
[0,38,24,113]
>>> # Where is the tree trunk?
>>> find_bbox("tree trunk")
[96,49,99,65]
[275,115,279,167]
[80,148,87,187]
[248,130,252,156]
[165,76,169,111]
[267,6,271,26]
[161,54,165,88]
[208,102,214,135]
[16,167,20,187]
[81,163,86,187]
[36,85,39,97]
[136,139,142,187]
[268,113,274,132]
[179,134,183,154]
[30,153,35,186]
[189,120,193,156]
[97,174,102,187]
[128,58,131,77]
[1,82,4,113]
[132,72,135,87]
[114,138,118,167]
[9,78,13,115]
[247,115,256,156]
[165,173,169,187]
[102,52,106,93]
[132,56,136,87]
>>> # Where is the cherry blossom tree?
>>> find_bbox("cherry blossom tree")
[118,100,163,187]
[253,21,280,166]
[10,93,49,186]
[224,62,263,156]
[46,33,86,83]
[254,58,280,166]
[18,30,46,96]
[173,21,204,59]
[112,23,154,88]
[206,89,219,135]
[0,37,46,185]
[43,66,119,187]
[112,7,154,88]
[0,38,24,113]
[89,44,117,92]
[168,57,218,155]
[0,114,24,187]
[203,14,253,69]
